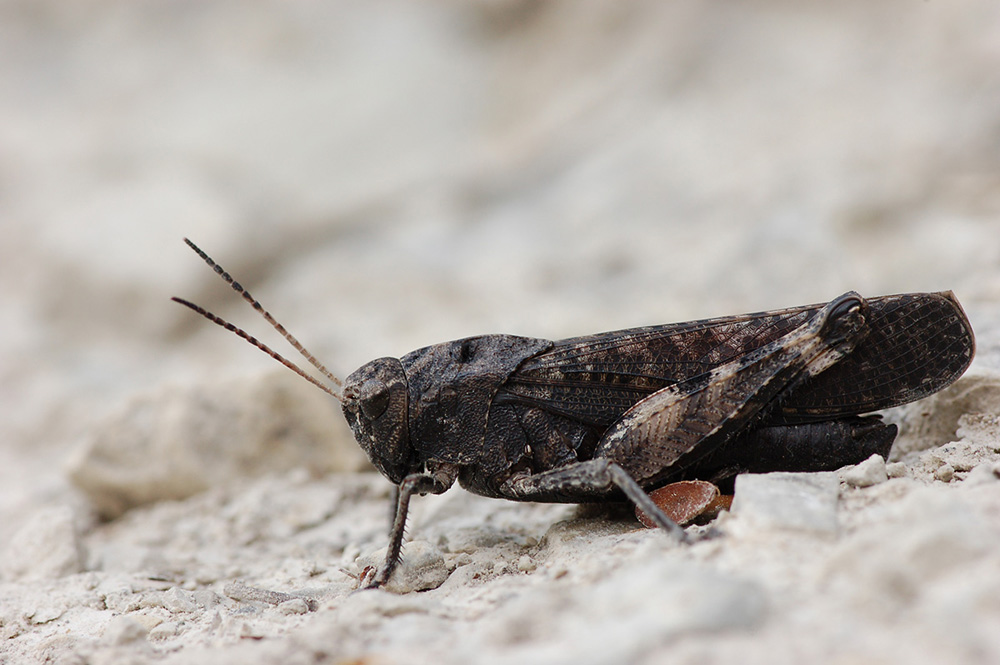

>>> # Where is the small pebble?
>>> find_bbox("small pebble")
[278,598,310,615]
[517,555,536,573]
[886,462,908,479]
[841,454,888,488]
[934,464,955,482]
[163,587,197,613]
[103,617,148,645]
[148,621,179,641]
[104,591,141,613]
[192,589,222,609]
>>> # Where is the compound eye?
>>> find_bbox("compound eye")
[359,381,390,419]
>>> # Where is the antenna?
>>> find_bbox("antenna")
[173,239,344,402]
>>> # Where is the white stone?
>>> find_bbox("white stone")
[842,454,888,488]
[731,472,839,534]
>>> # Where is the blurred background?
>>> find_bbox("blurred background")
[2,0,999,521]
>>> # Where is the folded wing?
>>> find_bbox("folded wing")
[497,292,974,431]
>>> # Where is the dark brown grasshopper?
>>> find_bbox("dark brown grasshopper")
[173,239,975,588]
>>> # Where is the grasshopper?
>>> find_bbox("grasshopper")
[174,239,974,588]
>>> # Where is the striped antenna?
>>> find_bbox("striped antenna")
[174,239,344,401]
[172,297,343,401]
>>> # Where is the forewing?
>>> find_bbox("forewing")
[497,292,974,430]
[499,305,813,429]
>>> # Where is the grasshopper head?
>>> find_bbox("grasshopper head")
[342,357,412,484]
[173,239,416,484]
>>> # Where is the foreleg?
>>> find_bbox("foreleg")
[361,464,457,589]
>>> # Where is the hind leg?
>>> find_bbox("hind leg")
[500,458,688,540]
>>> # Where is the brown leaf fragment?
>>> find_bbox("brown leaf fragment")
[635,480,721,528]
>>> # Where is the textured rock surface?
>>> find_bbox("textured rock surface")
[66,370,369,518]
[3,1,1000,664]
[1,506,84,582]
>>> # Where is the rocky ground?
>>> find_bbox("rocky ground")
[2,2,1000,664]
